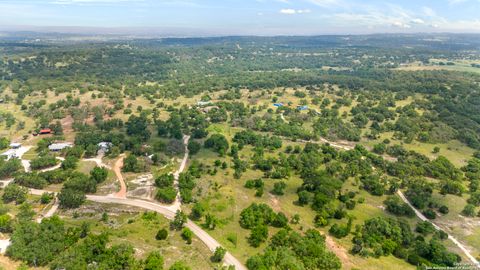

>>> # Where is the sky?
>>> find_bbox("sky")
[0,0,479,36]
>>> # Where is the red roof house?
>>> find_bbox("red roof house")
[39,128,52,135]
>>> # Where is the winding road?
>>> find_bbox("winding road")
[25,137,247,270]
[283,127,479,267]
[397,191,480,267]
[7,132,477,269]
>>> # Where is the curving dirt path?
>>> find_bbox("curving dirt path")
[170,135,190,212]
[397,190,480,267]
[12,139,246,269]
[113,154,127,198]
[84,152,111,169]
[86,195,246,269]
[36,198,59,223]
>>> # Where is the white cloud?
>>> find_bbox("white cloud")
[392,21,411,28]
[307,0,343,8]
[411,18,425,24]
[50,0,144,5]
[422,7,436,17]
[297,9,311,13]
[280,8,296,14]
[280,8,311,14]
[448,0,469,5]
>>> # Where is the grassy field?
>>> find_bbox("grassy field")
[77,160,97,175]
[60,202,217,270]
[362,132,475,168]
[396,60,480,74]
[185,142,422,270]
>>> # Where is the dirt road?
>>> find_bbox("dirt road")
[26,138,246,269]
[87,195,246,270]
[84,152,111,169]
[170,135,190,212]
[113,154,127,198]
[36,198,59,223]
[397,190,480,267]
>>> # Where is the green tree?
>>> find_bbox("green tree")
[211,247,227,263]
[204,134,229,156]
[156,229,168,240]
[40,192,54,204]
[126,114,151,141]
[169,261,191,270]
[462,204,476,217]
[2,184,27,204]
[58,188,86,209]
[190,203,205,220]
[181,228,193,244]
[248,225,268,247]
[144,251,164,270]
[271,181,287,196]
[90,166,108,183]
[61,156,78,170]
[155,187,177,204]
[187,141,201,155]
[170,211,187,230]
[0,214,13,233]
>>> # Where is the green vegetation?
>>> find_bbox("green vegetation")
[1,33,480,269]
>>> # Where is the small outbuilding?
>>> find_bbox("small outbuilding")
[48,142,72,152]
[273,103,284,107]
[197,101,212,106]
[98,142,112,151]
[39,128,52,135]
[9,143,21,149]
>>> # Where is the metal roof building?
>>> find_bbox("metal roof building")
[48,143,73,152]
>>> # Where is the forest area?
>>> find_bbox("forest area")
[0,33,479,270]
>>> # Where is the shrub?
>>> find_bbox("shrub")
[40,192,54,204]
[155,187,177,204]
[422,209,437,220]
[271,181,287,196]
[2,183,27,204]
[462,204,477,217]
[187,141,201,155]
[439,205,449,214]
[211,247,227,263]
[90,167,108,183]
[248,225,268,247]
[58,188,86,208]
[415,221,436,235]
[144,251,164,270]
[156,229,168,240]
[181,228,193,244]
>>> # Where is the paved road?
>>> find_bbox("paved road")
[397,191,480,267]
[29,190,247,269]
[8,140,247,269]
[87,195,246,270]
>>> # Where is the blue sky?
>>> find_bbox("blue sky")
[0,0,479,35]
